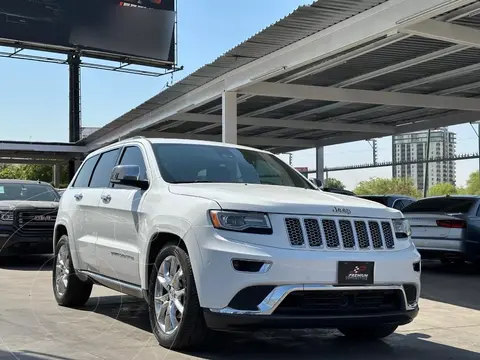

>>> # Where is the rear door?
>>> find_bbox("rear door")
[95,145,150,284]
[65,154,103,272]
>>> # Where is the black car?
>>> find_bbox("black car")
[357,195,416,211]
[0,180,59,256]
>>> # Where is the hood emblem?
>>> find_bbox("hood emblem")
[332,207,351,215]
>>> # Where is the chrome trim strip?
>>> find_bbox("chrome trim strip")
[210,284,417,315]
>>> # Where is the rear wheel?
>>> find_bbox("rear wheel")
[52,235,93,307]
[148,244,209,350]
[338,324,398,340]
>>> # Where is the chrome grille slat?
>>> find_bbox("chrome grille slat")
[285,217,396,251]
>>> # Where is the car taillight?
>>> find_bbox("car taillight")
[436,219,466,228]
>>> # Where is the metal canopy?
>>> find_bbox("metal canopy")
[0,141,86,165]
[1,0,478,165]
[78,0,480,154]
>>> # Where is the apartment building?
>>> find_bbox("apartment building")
[392,128,456,191]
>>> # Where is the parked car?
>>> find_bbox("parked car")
[53,137,420,350]
[0,179,59,256]
[402,195,480,265]
[56,189,66,197]
[358,195,416,211]
[322,187,356,196]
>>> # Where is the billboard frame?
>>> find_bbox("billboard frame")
[0,0,183,178]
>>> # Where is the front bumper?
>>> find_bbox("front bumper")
[190,226,422,311]
[204,307,419,331]
[0,226,53,256]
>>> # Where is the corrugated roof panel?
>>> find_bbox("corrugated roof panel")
[357,47,480,90]
[452,13,480,29]
[293,36,453,87]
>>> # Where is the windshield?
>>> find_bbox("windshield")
[152,143,315,189]
[402,197,476,214]
[0,183,59,202]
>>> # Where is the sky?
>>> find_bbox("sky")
[0,0,478,190]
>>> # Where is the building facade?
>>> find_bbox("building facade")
[392,128,456,192]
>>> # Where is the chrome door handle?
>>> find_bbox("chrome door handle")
[101,194,111,204]
[74,193,83,201]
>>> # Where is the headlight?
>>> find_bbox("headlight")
[209,210,272,234]
[0,211,13,222]
[393,219,411,239]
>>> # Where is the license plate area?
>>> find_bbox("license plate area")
[337,261,374,285]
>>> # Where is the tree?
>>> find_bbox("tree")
[324,177,345,190]
[427,183,457,197]
[354,177,420,198]
[465,171,480,195]
[0,164,69,187]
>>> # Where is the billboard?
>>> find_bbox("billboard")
[295,167,309,177]
[0,0,176,68]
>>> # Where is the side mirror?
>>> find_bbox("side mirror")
[310,178,323,188]
[110,165,149,190]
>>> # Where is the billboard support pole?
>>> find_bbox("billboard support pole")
[68,53,82,180]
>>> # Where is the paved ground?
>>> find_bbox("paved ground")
[0,257,479,360]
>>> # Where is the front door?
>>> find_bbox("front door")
[95,145,149,285]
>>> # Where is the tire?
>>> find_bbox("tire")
[52,235,93,307]
[148,244,209,350]
[338,324,398,340]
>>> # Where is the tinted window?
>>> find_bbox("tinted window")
[402,197,477,214]
[0,183,59,202]
[72,155,99,188]
[89,149,121,188]
[114,146,148,189]
[152,143,314,189]
[392,200,406,210]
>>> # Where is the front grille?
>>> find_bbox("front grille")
[14,209,57,237]
[274,289,404,316]
[284,217,396,250]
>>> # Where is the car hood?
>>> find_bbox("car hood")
[169,183,402,219]
[0,200,59,211]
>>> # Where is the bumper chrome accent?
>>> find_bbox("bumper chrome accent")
[210,284,418,315]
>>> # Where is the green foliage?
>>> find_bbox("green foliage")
[324,177,345,190]
[0,164,69,187]
[464,171,480,195]
[427,183,457,197]
[354,177,420,198]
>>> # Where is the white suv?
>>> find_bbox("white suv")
[52,137,421,350]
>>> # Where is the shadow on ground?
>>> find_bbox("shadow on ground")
[421,260,480,311]
[0,350,73,359]
[0,255,53,271]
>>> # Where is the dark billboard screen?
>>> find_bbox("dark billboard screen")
[0,0,176,68]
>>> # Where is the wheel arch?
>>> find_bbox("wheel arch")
[143,229,203,297]
[53,221,81,272]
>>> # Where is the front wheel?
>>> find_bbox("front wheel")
[148,244,209,350]
[337,324,398,340]
[52,235,93,307]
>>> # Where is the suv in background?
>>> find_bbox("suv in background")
[0,180,59,256]
[358,195,416,211]
[53,137,421,350]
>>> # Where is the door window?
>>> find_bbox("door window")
[72,155,99,188]
[89,149,121,188]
